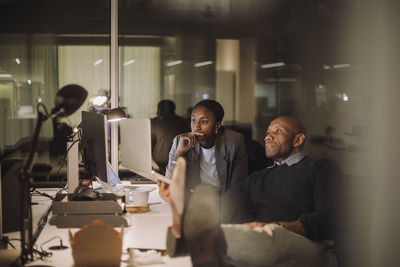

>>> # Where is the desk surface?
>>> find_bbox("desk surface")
[7,186,191,267]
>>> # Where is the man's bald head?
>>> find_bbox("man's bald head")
[265,116,307,162]
[272,116,307,137]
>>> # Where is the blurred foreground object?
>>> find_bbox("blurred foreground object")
[69,220,124,267]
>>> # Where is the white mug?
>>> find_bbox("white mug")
[126,188,155,207]
[132,190,149,206]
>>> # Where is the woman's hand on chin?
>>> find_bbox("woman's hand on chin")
[176,132,204,157]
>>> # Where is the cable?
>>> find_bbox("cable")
[56,187,67,194]
[33,243,53,260]
[78,130,92,181]
[66,139,80,155]
[32,189,55,201]
[55,164,65,182]
[7,241,16,249]
[1,236,16,249]
[60,175,68,192]
[9,238,53,261]
[40,236,68,252]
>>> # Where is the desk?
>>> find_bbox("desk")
[7,187,191,267]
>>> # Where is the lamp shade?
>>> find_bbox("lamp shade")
[107,108,127,122]
[52,84,88,118]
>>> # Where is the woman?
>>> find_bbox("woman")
[164,99,248,194]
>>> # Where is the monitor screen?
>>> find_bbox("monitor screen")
[108,162,120,187]
[81,111,109,183]
[120,118,152,174]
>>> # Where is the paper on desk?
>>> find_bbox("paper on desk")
[69,220,124,267]
[129,248,164,266]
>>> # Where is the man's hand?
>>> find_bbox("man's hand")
[245,220,306,237]
[280,221,306,236]
[244,222,267,228]
[157,180,171,205]
[175,132,204,158]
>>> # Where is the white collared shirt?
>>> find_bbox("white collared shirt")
[268,150,307,168]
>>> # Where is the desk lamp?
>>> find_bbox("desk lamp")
[19,84,87,264]
[107,107,127,122]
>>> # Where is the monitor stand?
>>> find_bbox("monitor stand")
[52,193,127,228]
[67,141,79,193]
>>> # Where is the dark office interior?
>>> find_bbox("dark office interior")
[1,0,400,266]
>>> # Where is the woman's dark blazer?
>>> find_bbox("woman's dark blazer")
[166,128,248,194]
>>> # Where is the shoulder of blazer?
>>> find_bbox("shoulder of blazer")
[219,128,243,145]
[215,128,243,158]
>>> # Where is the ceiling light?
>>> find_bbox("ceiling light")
[94,59,103,66]
[123,59,136,66]
[261,62,285,69]
[265,78,297,83]
[0,74,12,78]
[166,60,183,67]
[194,61,213,67]
[333,64,351,69]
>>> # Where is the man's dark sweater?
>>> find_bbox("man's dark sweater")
[221,155,342,241]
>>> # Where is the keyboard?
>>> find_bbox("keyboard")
[129,175,156,184]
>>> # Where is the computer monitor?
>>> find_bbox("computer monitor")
[81,111,109,183]
[1,160,23,234]
[120,118,170,184]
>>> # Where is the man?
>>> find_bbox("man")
[151,100,189,174]
[160,116,342,267]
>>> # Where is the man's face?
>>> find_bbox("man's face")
[264,118,297,162]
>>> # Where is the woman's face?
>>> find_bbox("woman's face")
[191,106,221,145]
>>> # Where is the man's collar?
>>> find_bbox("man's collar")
[269,150,306,168]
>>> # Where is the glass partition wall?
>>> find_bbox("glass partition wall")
[0,1,111,165]
[0,34,59,151]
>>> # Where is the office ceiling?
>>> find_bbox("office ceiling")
[0,0,358,36]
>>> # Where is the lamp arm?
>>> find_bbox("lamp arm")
[20,111,48,263]
[23,106,65,173]
[22,111,48,174]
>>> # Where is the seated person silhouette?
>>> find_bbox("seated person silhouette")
[151,100,189,174]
